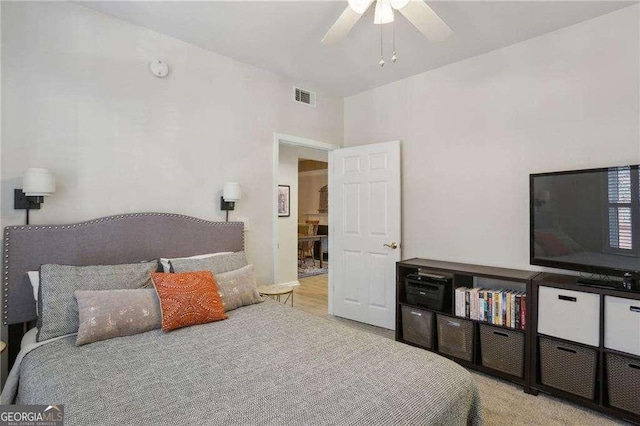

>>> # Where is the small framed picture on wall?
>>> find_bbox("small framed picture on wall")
[278,185,290,217]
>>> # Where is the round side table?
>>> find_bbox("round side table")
[257,284,294,307]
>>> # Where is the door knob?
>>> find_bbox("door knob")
[384,242,398,250]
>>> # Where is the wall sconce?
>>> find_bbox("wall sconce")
[220,182,241,222]
[14,168,56,225]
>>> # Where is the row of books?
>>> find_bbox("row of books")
[454,287,527,330]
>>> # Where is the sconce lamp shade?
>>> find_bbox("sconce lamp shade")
[223,182,241,202]
[23,168,55,197]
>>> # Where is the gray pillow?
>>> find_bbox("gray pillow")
[75,289,162,346]
[37,262,158,342]
[170,251,248,275]
[215,264,263,312]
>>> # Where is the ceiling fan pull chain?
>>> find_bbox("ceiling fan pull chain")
[379,25,385,67]
[392,21,398,63]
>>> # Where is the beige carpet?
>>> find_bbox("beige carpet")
[328,315,626,425]
[471,371,625,425]
[294,276,629,426]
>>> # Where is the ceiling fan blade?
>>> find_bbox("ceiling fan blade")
[399,0,453,42]
[321,6,363,45]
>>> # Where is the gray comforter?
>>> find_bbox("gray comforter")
[16,301,482,425]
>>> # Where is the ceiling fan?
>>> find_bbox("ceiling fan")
[321,0,453,45]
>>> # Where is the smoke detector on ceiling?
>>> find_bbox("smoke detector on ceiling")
[294,87,316,108]
[149,60,169,78]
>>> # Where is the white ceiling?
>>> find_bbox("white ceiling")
[78,1,636,96]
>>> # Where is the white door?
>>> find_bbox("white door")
[329,140,401,329]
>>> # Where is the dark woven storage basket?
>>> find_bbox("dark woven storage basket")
[607,353,640,415]
[401,305,433,349]
[480,324,524,377]
[540,337,597,400]
[437,314,474,362]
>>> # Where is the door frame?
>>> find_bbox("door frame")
[272,133,340,291]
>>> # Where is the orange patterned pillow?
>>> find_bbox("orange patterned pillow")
[151,271,227,332]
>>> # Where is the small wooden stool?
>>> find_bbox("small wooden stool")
[257,284,294,307]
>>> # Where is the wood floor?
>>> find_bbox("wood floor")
[294,274,394,338]
[292,274,624,426]
[292,274,329,318]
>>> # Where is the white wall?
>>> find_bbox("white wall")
[298,170,328,225]
[1,1,343,285]
[276,145,299,284]
[344,6,640,272]
[297,146,328,163]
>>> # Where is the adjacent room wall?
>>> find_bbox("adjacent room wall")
[276,146,330,284]
[298,169,328,225]
[277,145,299,284]
[344,6,640,272]
[1,1,343,285]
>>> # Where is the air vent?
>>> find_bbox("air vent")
[294,87,316,107]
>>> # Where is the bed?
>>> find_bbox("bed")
[1,213,482,425]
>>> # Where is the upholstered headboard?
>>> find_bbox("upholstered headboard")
[2,213,244,325]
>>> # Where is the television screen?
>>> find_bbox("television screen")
[531,165,640,275]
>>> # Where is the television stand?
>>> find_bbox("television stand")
[397,259,640,424]
[576,277,620,290]
[531,272,640,424]
[395,258,537,394]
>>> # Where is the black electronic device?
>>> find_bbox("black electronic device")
[405,273,452,312]
[530,164,640,280]
[623,272,638,291]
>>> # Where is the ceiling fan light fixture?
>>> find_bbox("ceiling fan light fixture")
[374,0,394,24]
[389,0,410,10]
[348,0,372,15]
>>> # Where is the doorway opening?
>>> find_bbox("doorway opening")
[273,133,339,316]
[298,157,329,279]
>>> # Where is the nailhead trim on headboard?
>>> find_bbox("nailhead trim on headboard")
[4,229,9,324]
[3,212,244,325]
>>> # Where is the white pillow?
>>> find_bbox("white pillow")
[27,271,39,310]
[21,326,38,349]
[159,252,233,273]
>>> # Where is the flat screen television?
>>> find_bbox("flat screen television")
[530,164,640,277]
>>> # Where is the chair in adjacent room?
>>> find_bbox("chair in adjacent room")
[299,221,319,267]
